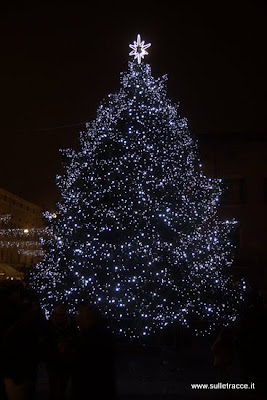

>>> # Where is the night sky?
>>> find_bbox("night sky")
[0,4,266,209]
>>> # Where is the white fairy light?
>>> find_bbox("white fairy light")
[0,214,11,223]
[29,37,246,338]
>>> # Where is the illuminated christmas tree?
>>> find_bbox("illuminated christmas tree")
[30,35,246,338]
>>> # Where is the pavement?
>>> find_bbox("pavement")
[34,336,265,399]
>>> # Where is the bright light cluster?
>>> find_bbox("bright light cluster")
[129,34,151,64]
[30,60,246,338]
[0,214,11,223]
[0,226,49,257]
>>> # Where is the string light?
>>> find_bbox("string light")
[0,224,50,260]
[0,227,51,238]
[0,214,11,223]
[29,40,246,338]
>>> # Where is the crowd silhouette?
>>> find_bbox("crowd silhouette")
[0,281,266,399]
[0,282,116,400]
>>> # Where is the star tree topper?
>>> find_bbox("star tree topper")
[129,34,151,64]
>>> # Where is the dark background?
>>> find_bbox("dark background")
[0,3,266,209]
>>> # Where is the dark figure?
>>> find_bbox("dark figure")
[211,325,234,382]
[0,285,15,400]
[235,290,267,388]
[70,305,116,399]
[2,293,45,400]
[44,305,77,400]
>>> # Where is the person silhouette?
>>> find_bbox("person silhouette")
[211,325,234,382]
[235,289,267,387]
[2,292,45,400]
[70,304,117,399]
[44,304,77,400]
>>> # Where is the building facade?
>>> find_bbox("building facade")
[0,188,43,271]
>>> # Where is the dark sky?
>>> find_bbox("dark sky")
[0,3,266,209]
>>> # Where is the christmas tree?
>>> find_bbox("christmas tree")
[30,35,246,338]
